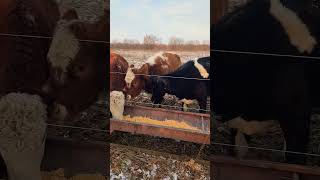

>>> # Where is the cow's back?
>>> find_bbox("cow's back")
[148,52,182,75]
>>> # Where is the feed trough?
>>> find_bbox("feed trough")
[211,155,320,180]
[110,105,210,144]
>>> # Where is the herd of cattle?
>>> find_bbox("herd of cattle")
[213,0,320,165]
[109,52,210,117]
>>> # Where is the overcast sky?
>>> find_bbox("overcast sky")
[110,0,210,44]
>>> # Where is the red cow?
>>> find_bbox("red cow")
[124,52,182,98]
[110,52,129,91]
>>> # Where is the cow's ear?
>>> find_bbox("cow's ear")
[138,64,149,80]
[139,64,149,75]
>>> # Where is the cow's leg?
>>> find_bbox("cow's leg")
[235,130,249,159]
[199,97,207,114]
[151,96,164,108]
[0,155,7,178]
[279,114,310,165]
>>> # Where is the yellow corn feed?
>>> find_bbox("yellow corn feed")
[122,115,199,131]
[41,168,106,180]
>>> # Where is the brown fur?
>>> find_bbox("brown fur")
[110,52,128,91]
[124,52,182,98]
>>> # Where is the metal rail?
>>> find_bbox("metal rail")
[211,155,320,180]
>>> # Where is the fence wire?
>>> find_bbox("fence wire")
[110,71,210,81]
[211,141,320,158]
[0,32,110,44]
[47,123,108,133]
[126,100,210,112]
[211,49,320,61]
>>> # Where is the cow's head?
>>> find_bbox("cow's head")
[150,76,167,104]
[43,9,107,121]
[123,64,150,99]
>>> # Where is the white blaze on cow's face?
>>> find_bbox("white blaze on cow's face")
[125,67,135,88]
[194,58,209,78]
[47,20,80,83]
[270,0,317,54]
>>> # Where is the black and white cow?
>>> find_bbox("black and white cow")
[212,0,320,164]
[150,57,210,113]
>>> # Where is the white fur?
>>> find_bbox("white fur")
[51,103,68,121]
[194,58,209,78]
[226,116,278,135]
[226,116,287,159]
[47,20,80,83]
[110,91,125,120]
[125,67,135,87]
[146,52,168,66]
[235,130,249,159]
[0,93,47,180]
[270,0,317,53]
[179,98,196,112]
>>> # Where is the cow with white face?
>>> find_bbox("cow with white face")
[123,52,182,99]
[43,8,108,123]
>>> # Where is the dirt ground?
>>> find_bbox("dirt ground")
[110,143,210,180]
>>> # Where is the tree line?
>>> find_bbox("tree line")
[111,34,210,51]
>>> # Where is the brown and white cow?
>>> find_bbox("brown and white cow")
[124,52,182,98]
[42,8,108,123]
[110,52,129,92]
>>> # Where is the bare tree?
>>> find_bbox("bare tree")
[143,34,160,49]
[168,36,185,50]
[202,40,210,45]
